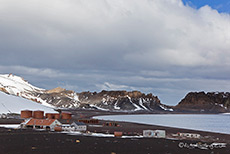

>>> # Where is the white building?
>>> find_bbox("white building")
[178,133,200,139]
[143,130,166,138]
[21,118,62,131]
[71,122,87,132]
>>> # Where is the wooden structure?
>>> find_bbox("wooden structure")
[21,118,61,131]
[114,131,123,137]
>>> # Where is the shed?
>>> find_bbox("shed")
[154,130,166,138]
[114,131,123,137]
[178,133,200,139]
[143,130,155,137]
[71,122,87,132]
[143,130,166,138]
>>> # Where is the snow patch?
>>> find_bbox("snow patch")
[0,124,20,129]
[139,98,148,110]
[114,100,121,110]
[0,91,57,114]
[67,131,143,138]
[21,93,54,108]
[89,104,109,111]
[159,105,174,112]
[126,95,142,111]
[0,74,44,96]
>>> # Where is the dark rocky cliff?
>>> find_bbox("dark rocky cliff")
[175,92,230,112]
[36,89,173,112]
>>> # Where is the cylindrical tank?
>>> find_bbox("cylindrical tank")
[33,110,44,119]
[61,112,72,120]
[45,113,54,119]
[21,110,33,119]
[53,113,60,119]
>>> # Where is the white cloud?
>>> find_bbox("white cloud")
[0,0,229,68]
[0,65,64,78]
[0,0,230,105]
[96,82,135,91]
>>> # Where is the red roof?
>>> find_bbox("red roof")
[26,119,56,126]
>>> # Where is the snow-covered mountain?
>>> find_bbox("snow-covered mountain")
[0,74,53,108]
[0,91,56,114]
[0,74,173,112]
[76,90,173,112]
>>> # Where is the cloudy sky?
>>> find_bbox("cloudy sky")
[0,0,229,105]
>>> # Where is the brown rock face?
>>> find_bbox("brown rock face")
[176,92,230,112]
[0,87,9,94]
[77,90,162,111]
[33,89,165,112]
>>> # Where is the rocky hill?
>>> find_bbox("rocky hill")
[33,89,174,112]
[3,74,230,113]
[175,92,230,112]
[0,74,173,112]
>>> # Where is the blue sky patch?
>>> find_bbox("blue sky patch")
[182,0,230,13]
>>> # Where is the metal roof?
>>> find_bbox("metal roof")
[71,122,86,126]
[25,119,57,126]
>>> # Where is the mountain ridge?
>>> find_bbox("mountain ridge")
[0,74,173,112]
[176,91,230,112]
[1,74,230,113]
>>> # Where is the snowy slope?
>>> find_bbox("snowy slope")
[0,91,57,114]
[0,74,44,95]
[0,74,54,108]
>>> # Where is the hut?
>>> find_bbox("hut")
[178,133,200,139]
[71,122,87,132]
[143,130,155,137]
[114,131,123,137]
[143,130,166,138]
[21,118,62,131]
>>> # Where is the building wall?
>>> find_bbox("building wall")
[49,120,62,131]
[62,125,75,131]
[143,130,166,138]
[75,125,87,131]
[71,123,87,131]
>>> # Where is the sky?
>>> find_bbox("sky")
[0,0,230,106]
[182,0,230,13]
